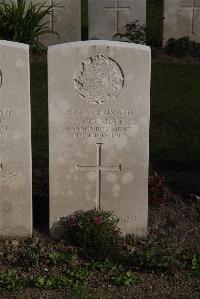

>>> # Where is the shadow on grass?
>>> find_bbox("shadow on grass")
[30,60,49,231]
[150,62,200,196]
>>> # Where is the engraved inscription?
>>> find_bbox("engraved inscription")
[74,54,124,105]
[66,109,134,117]
[119,216,138,221]
[66,108,134,139]
[0,163,16,178]
[76,143,121,209]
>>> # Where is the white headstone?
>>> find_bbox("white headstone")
[0,40,32,236]
[4,0,17,3]
[48,40,151,236]
[88,0,146,40]
[163,0,200,45]
[26,0,81,46]
[1,0,17,4]
[0,0,17,8]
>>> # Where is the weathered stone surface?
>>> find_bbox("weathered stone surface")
[2,0,17,3]
[26,0,81,46]
[0,40,32,236]
[48,40,151,236]
[163,0,200,45]
[88,0,146,40]
[0,0,17,8]
[1,0,17,4]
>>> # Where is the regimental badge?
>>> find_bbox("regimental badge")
[74,54,124,105]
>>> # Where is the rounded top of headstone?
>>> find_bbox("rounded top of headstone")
[74,54,124,105]
[49,40,150,52]
[0,40,29,49]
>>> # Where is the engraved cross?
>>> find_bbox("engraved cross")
[76,143,121,209]
[104,0,131,33]
[40,0,64,31]
[181,0,200,35]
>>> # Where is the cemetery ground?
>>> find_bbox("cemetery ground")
[0,55,199,298]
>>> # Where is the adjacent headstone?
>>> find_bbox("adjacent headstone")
[0,0,17,8]
[163,0,200,46]
[0,40,32,236]
[26,0,81,46]
[49,40,151,236]
[88,0,146,40]
[2,0,17,4]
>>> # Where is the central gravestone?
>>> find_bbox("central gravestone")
[0,40,32,236]
[49,40,151,236]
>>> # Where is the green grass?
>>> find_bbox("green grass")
[30,61,48,228]
[150,62,200,194]
[151,62,200,164]
[31,62,48,162]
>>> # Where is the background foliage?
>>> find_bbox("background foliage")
[0,0,58,49]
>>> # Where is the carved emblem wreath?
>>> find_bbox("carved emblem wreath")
[74,54,124,105]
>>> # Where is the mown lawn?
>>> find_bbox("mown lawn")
[151,62,200,195]
[30,61,48,229]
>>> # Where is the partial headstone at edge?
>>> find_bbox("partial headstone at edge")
[25,0,81,46]
[0,40,32,236]
[48,40,151,237]
[88,0,146,40]
[163,0,200,46]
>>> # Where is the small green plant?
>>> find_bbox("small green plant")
[113,20,146,44]
[22,247,40,267]
[49,251,76,266]
[35,267,89,290]
[164,37,200,57]
[34,275,69,290]
[89,258,120,273]
[0,0,60,49]
[62,209,123,260]
[67,267,89,295]
[112,271,140,287]
[71,281,90,296]
[194,285,200,293]
[130,238,180,274]
[68,267,89,283]
[181,253,200,276]
[0,270,25,292]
